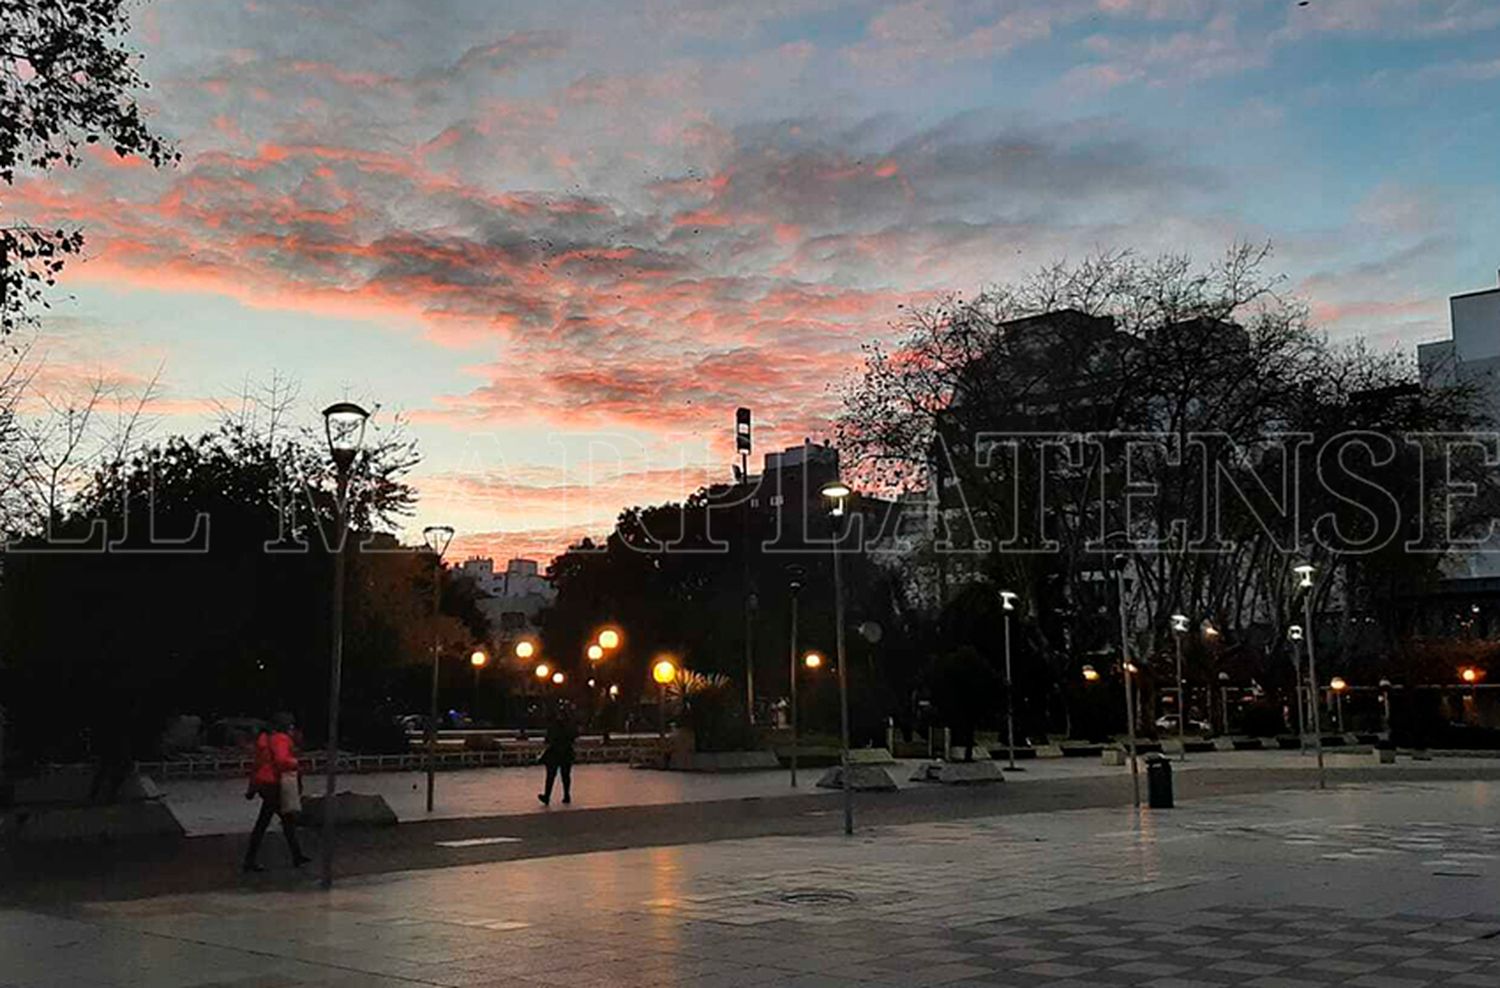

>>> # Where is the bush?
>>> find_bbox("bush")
[670,672,756,752]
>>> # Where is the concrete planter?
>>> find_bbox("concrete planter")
[2,801,185,843]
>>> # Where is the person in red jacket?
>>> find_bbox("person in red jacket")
[243,711,309,872]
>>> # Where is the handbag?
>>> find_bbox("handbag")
[279,771,302,815]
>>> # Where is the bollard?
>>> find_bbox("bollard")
[1145,753,1174,809]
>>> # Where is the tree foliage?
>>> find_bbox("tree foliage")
[2,0,177,334]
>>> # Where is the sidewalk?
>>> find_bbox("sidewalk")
[5,780,1499,987]
[160,748,1494,835]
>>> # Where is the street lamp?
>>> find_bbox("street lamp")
[1082,664,1101,682]
[534,663,551,681]
[318,401,368,890]
[552,671,565,686]
[1170,613,1190,762]
[1330,676,1347,732]
[1113,554,1140,808]
[1379,677,1393,734]
[820,478,855,836]
[598,628,621,651]
[999,590,1019,771]
[471,649,488,715]
[421,524,454,814]
[787,565,805,788]
[1288,623,1308,750]
[514,640,535,660]
[1218,671,1230,734]
[1293,562,1326,790]
[587,644,604,662]
[652,656,678,739]
[804,651,824,669]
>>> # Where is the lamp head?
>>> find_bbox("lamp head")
[1293,562,1315,589]
[1461,666,1480,684]
[470,649,488,668]
[514,640,535,660]
[321,401,370,470]
[652,657,678,685]
[1288,624,1304,642]
[1330,676,1347,692]
[552,671,565,685]
[422,524,454,558]
[587,644,604,662]
[999,590,1018,612]
[534,663,551,680]
[820,479,852,517]
[803,651,824,670]
[1170,613,1189,633]
[597,628,621,650]
[1081,664,1100,682]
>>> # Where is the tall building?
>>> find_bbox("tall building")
[1418,274,1500,584]
[460,557,556,635]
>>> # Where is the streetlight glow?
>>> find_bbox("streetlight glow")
[820,479,852,517]
[469,650,488,668]
[514,640,535,659]
[598,628,621,650]
[1330,676,1347,692]
[1461,666,1479,684]
[652,657,678,685]
[1293,562,1316,589]
[534,663,551,680]
[587,644,604,662]
[1170,613,1189,633]
[1082,665,1100,682]
[552,671,565,685]
[803,651,823,669]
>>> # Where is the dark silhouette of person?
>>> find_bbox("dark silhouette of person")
[538,702,577,806]
[243,711,309,872]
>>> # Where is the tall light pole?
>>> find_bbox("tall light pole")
[821,479,854,836]
[1288,624,1308,751]
[653,657,678,740]
[1379,677,1392,734]
[319,401,369,890]
[1114,554,1140,808]
[1170,613,1189,762]
[1330,677,1347,732]
[787,565,805,787]
[1294,562,1326,790]
[422,525,453,814]
[999,590,1019,772]
[736,407,756,726]
[1218,671,1230,734]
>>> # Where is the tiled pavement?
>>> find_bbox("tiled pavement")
[4,781,1500,987]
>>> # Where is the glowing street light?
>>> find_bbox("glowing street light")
[1461,666,1480,684]
[803,651,824,669]
[551,671,565,685]
[652,656,679,739]
[534,663,551,680]
[318,400,369,890]
[514,640,536,660]
[999,589,1019,771]
[1170,613,1189,762]
[820,478,855,835]
[1082,664,1101,682]
[421,523,454,815]
[1330,676,1348,731]
[598,628,621,650]
[608,684,620,698]
[587,644,605,662]
[1293,561,1325,789]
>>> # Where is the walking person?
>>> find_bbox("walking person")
[537,702,577,806]
[243,711,310,872]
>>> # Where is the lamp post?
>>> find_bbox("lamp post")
[421,524,454,813]
[1330,676,1347,732]
[319,401,369,890]
[1170,613,1189,762]
[1113,554,1140,808]
[1294,562,1325,790]
[787,565,805,787]
[470,649,488,713]
[1218,671,1230,734]
[820,478,855,836]
[999,590,1019,772]
[1379,677,1392,734]
[653,657,678,739]
[1288,624,1308,751]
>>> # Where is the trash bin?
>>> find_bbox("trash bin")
[1145,753,1173,808]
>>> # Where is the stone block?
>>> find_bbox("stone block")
[2,801,185,843]
[1032,742,1065,759]
[947,745,990,761]
[816,765,899,792]
[848,748,896,766]
[935,761,1004,785]
[1101,747,1125,766]
[675,750,781,772]
[299,791,398,828]
[13,769,162,806]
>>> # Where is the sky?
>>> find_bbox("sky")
[12,0,1500,563]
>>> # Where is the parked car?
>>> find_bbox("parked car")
[1155,714,1213,735]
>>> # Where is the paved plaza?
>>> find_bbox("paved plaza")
[161,750,1492,835]
[5,778,1500,987]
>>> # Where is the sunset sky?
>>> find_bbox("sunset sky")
[14,0,1500,563]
